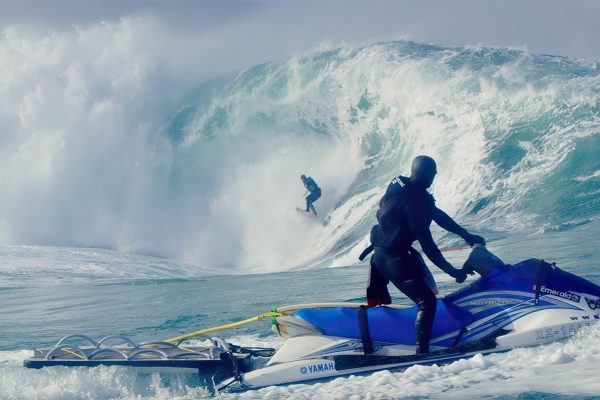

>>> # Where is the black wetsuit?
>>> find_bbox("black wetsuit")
[367,176,441,354]
[304,177,321,213]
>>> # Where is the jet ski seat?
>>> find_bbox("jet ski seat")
[293,299,473,344]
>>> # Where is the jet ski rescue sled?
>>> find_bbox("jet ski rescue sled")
[24,245,600,392]
[23,334,273,380]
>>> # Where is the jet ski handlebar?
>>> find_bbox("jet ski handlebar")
[461,244,505,277]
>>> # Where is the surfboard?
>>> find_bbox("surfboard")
[296,206,325,223]
[296,207,318,217]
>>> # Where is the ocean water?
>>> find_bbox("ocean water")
[1,20,599,400]
[1,225,600,399]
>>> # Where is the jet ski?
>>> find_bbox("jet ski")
[216,245,600,391]
[24,245,600,392]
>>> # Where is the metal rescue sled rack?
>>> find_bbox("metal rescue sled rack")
[23,333,275,378]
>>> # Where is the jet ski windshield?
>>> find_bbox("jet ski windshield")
[462,244,505,276]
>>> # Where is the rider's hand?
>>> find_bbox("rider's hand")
[464,233,486,247]
[452,268,468,283]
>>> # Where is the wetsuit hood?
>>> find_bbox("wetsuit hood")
[410,156,437,189]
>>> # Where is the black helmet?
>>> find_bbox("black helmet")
[410,155,437,188]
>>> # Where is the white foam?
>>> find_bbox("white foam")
[575,170,600,182]
[0,350,33,366]
[0,363,211,400]
[0,245,212,280]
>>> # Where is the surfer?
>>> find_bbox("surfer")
[361,155,485,354]
[301,175,321,215]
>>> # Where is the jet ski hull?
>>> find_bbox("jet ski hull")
[218,344,504,392]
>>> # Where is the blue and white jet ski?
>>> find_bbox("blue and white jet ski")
[24,245,600,391]
[217,245,600,391]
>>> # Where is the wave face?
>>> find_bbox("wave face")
[1,20,599,272]
[165,42,600,269]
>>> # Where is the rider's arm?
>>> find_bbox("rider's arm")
[432,207,468,237]
[432,207,486,246]
[302,182,309,196]
[406,202,466,282]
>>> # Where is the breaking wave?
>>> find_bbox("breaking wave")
[1,18,599,271]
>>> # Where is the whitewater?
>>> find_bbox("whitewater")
[1,18,599,399]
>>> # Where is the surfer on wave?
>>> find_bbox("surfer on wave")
[301,175,321,215]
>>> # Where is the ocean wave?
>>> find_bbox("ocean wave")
[1,20,598,271]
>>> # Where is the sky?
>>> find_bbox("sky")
[1,0,599,82]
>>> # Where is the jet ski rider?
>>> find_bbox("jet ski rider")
[361,155,486,355]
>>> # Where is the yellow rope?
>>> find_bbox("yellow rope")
[164,311,284,343]
[61,347,87,359]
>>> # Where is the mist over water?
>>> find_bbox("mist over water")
[0,17,598,273]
